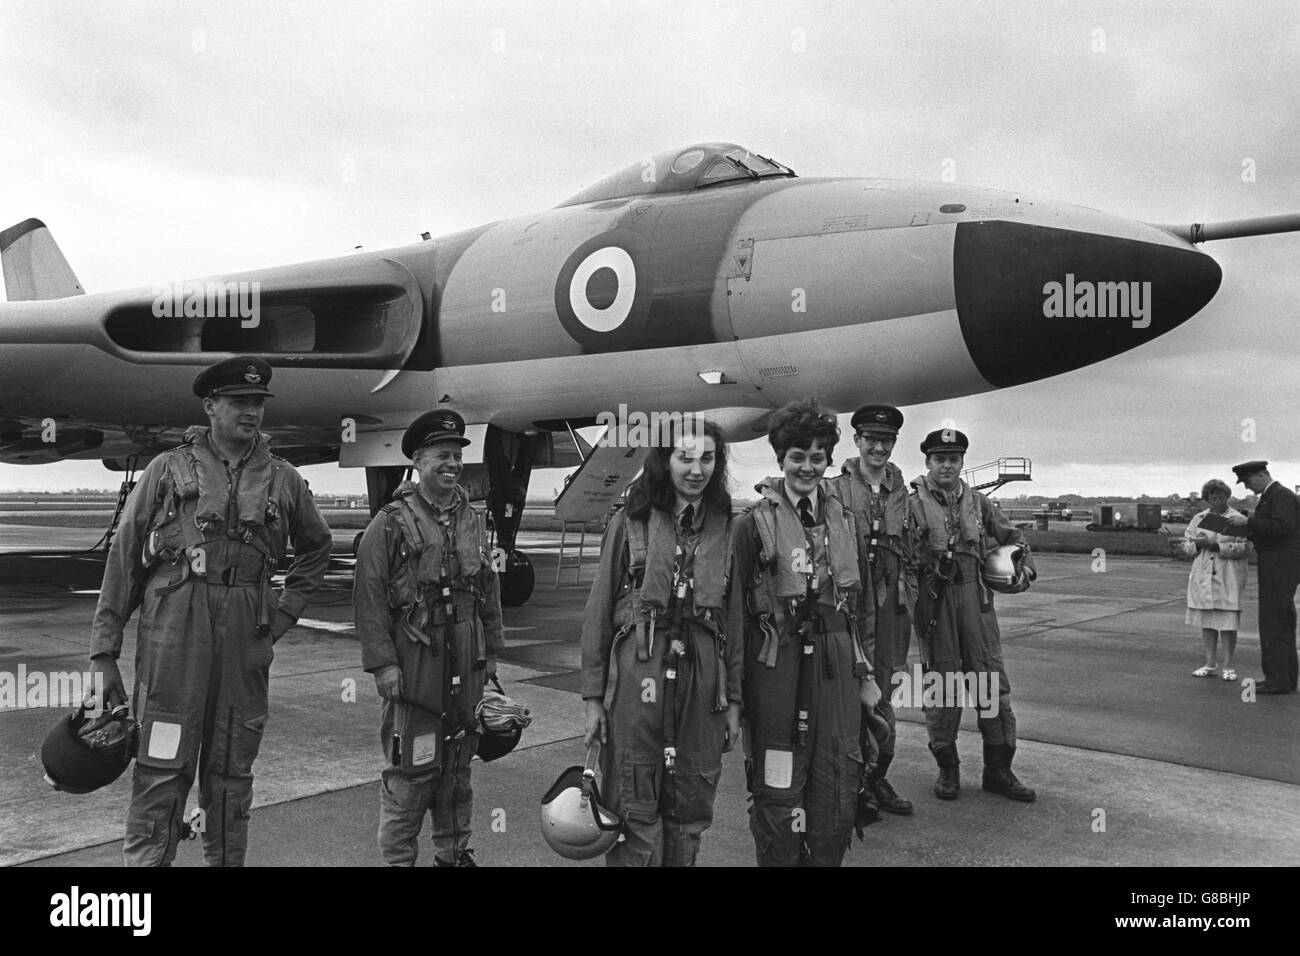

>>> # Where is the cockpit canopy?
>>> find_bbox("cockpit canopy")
[558,143,796,207]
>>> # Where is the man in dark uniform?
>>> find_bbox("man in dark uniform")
[88,356,333,866]
[353,410,504,866]
[1227,461,1300,694]
[826,404,916,818]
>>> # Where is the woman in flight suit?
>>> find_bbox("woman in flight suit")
[581,416,742,866]
[733,398,880,867]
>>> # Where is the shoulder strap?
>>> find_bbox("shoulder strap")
[908,486,929,537]
[165,447,200,500]
[626,517,648,574]
[752,502,779,565]
[385,499,426,563]
[268,458,288,505]
[975,491,991,557]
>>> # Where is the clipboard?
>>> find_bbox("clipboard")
[1196,513,1245,536]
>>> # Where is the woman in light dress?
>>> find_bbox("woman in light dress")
[1181,478,1249,681]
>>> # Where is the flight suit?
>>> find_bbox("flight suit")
[89,426,332,867]
[735,479,870,867]
[826,459,916,778]
[580,505,743,866]
[354,481,504,866]
[909,474,1031,772]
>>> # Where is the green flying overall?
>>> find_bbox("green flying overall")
[826,403,918,822]
[88,357,333,867]
[581,418,743,866]
[909,427,1036,803]
[354,410,504,867]
[734,399,878,867]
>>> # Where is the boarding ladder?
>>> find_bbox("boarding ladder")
[555,521,590,588]
[962,457,1032,494]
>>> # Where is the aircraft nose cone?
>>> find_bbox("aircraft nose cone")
[953,221,1222,388]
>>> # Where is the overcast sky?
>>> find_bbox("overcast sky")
[2,0,1298,499]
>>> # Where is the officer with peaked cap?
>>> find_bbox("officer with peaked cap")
[354,409,505,866]
[1226,460,1300,693]
[88,356,333,865]
[908,427,1037,802]
[826,405,916,821]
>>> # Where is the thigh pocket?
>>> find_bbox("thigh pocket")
[834,741,864,830]
[137,710,193,771]
[674,764,722,825]
[395,629,445,715]
[227,711,268,777]
[812,737,863,829]
[618,755,662,818]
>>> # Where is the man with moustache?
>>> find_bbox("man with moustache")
[1226,461,1300,694]
[909,427,1036,802]
[88,356,333,866]
[827,404,916,818]
[354,409,504,866]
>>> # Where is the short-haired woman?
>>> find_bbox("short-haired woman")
[731,398,878,866]
[1182,478,1249,681]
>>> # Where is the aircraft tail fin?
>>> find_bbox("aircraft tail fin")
[0,218,85,300]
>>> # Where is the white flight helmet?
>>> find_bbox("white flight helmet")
[540,745,622,860]
[982,543,1028,593]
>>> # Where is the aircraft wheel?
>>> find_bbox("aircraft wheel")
[499,551,535,606]
[353,531,365,555]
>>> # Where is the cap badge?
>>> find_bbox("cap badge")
[243,365,262,384]
[942,428,955,443]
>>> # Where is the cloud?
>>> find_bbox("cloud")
[2,0,1298,497]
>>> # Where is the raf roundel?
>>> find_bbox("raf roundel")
[554,230,653,351]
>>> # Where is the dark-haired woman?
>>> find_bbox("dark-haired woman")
[580,418,742,866]
[732,398,878,867]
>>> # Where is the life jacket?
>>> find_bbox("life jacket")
[141,427,289,573]
[830,458,910,555]
[744,478,860,667]
[601,506,732,714]
[380,481,492,726]
[618,504,729,628]
[380,481,491,619]
[829,459,913,612]
[908,473,988,563]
